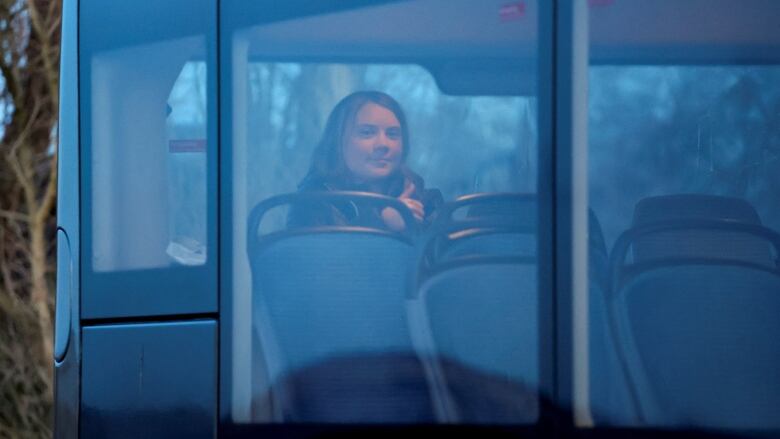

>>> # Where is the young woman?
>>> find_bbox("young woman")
[287,90,442,231]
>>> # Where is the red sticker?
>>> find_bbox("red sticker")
[169,139,206,153]
[499,2,526,22]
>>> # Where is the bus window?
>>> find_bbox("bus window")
[585,0,780,431]
[166,62,208,266]
[225,0,542,425]
[90,44,208,272]
[80,0,217,318]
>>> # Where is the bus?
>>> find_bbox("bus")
[54,0,780,437]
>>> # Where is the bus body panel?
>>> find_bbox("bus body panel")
[54,0,81,437]
[80,321,218,438]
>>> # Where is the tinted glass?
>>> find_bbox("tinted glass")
[584,0,780,430]
[89,46,206,271]
[80,0,217,318]
[225,0,542,425]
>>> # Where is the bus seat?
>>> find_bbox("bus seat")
[247,192,430,422]
[435,193,537,261]
[588,210,638,425]
[417,259,539,421]
[608,195,780,429]
[630,194,774,268]
[409,193,539,423]
[252,233,415,372]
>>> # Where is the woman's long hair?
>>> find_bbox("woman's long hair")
[305,91,410,187]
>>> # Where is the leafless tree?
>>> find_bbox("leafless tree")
[0,0,61,436]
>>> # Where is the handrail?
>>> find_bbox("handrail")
[434,192,537,222]
[412,193,538,291]
[247,191,419,256]
[422,193,536,265]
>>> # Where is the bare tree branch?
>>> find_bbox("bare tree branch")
[34,151,56,225]
[0,209,29,222]
[0,1,60,434]
[26,0,58,109]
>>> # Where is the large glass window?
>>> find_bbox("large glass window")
[90,45,207,272]
[226,0,542,425]
[584,0,780,431]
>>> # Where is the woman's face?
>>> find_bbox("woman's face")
[342,102,403,183]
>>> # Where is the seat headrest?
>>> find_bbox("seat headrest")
[629,194,774,268]
[632,194,761,226]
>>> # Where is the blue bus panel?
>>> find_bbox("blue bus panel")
[80,321,217,438]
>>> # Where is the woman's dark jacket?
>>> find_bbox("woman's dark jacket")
[286,167,443,230]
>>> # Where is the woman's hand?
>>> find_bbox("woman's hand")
[399,180,424,221]
[382,181,424,231]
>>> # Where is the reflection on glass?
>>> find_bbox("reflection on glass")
[587,66,780,429]
[229,0,539,425]
[91,40,207,271]
[166,62,208,266]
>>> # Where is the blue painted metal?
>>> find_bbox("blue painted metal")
[79,0,218,319]
[54,229,72,362]
[80,320,217,438]
[54,0,81,437]
[551,0,587,418]
[218,0,233,425]
[535,0,557,428]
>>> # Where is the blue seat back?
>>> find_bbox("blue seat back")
[251,232,416,378]
[609,194,780,428]
[247,192,423,421]
[410,193,539,422]
[613,264,780,429]
[420,262,538,385]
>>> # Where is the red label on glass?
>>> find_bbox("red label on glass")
[169,139,206,153]
[499,2,526,22]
